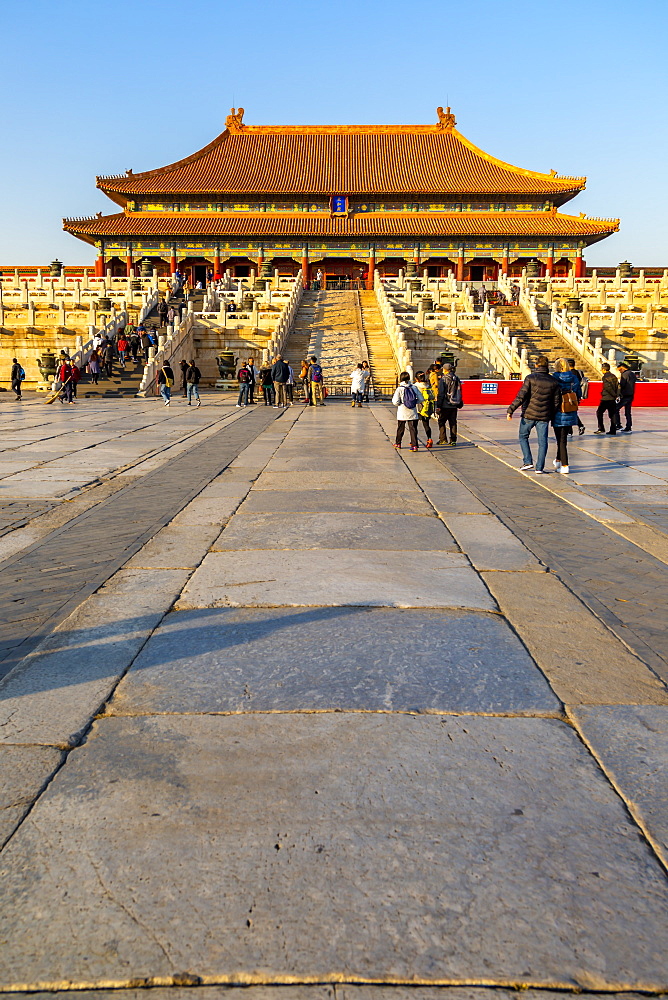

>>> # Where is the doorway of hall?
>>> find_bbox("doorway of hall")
[315,258,366,291]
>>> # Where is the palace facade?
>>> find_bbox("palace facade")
[64,107,618,286]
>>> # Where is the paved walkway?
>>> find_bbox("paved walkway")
[0,400,666,993]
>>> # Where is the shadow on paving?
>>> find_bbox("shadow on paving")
[434,444,668,684]
[0,408,280,681]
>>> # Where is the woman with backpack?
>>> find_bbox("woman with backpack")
[259,364,275,405]
[551,358,582,474]
[87,350,100,385]
[391,372,424,452]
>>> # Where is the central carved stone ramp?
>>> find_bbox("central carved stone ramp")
[284,290,364,382]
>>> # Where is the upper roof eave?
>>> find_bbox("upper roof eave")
[94,116,586,198]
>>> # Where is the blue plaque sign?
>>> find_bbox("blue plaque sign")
[331,196,347,215]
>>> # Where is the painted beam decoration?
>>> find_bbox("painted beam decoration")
[65,107,618,278]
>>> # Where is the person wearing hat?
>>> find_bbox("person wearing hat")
[436,362,463,446]
[615,362,637,433]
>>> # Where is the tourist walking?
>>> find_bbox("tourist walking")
[392,372,424,451]
[271,354,290,407]
[129,329,140,362]
[260,363,275,405]
[247,357,257,404]
[10,358,24,400]
[361,360,372,402]
[186,359,201,406]
[179,358,189,397]
[237,360,251,407]
[350,363,366,407]
[615,361,637,432]
[87,350,100,385]
[506,355,562,474]
[70,360,81,398]
[414,371,434,448]
[436,362,462,446]
[116,331,128,369]
[594,363,619,435]
[308,355,325,406]
[157,298,168,327]
[158,362,174,405]
[551,358,582,474]
[101,338,113,378]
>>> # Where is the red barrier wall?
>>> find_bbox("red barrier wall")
[462,380,668,407]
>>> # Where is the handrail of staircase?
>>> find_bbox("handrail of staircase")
[266,278,303,362]
[482,308,526,378]
[136,312,196,397]
[139,284,159,324]
[374,270,411,375]
[70,309,129,372]
[550,306,605,372]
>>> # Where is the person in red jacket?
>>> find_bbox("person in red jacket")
[57,359,75,404]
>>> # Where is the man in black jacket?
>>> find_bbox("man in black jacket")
[10,358,23,401]
[615,362,636,432]
[594,363,619,435]
[271,354,290,408]
[506,356,562,473]
[436,363,462,446]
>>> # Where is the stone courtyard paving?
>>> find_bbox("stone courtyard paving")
[0,395,667,993]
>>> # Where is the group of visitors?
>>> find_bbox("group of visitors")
[391,361,463,452]
[507,357,637,474]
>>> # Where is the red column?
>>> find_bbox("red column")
[170,253,177,275]
[366,251,376,290]
[574,253,585,278]
[95,255,104,277]
[545,255,555,276]
[501,255,509,276]
[126,254,133,278]
[301,248,309,288]
[214,252,221,280]
[456,254,465,281]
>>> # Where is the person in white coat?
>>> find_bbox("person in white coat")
[391,371,424,451]
[350,364,367,407]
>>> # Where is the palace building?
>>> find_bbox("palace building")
[64,107,618,286]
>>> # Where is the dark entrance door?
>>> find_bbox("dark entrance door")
[194,265,208,287]
[470,266,484,281]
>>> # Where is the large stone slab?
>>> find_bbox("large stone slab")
[0,746,63,849]
[110,606,558,716]
[169,497,244,527]
[177,550,495,610]
[420,483,489,514]
[482,572,668,706]
[238,489,434,515]
[263,455,404,473]
[211,512,457,551]
[124,524,223,570]
[0,568,190,747]
[252,470,418,492]
[572,705,668,866]
[442,514,544,571]
[1,714,666,989]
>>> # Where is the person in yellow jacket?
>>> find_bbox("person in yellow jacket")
[415,371,435,449]
[428,363,442,400]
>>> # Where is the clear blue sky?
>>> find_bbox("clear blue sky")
[1,0,666,266]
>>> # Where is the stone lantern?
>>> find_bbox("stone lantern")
[49,259,63,277]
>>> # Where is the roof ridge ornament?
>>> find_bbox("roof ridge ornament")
[226,107,246,132]
[437,106,456,130]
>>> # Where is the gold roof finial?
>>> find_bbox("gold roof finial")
[226,107,246,132]
[437,106,456,130]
